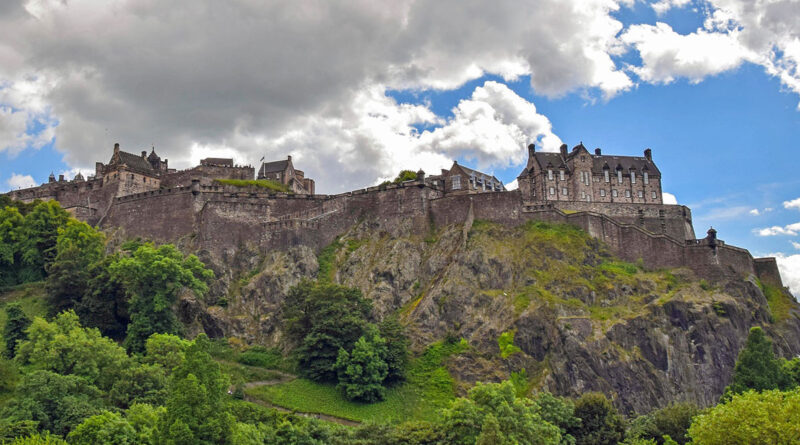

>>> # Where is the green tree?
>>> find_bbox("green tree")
[75,255,129,340]
[108,363,168,409]
[1,370,104,437]
[393,170,418,183]
[783,357,800,386]
[688,388,800,444]
[627,402,701,445]
[0,206,24,286]
[14,311,131,391]
[17,201,71,282]
[3,302,32,358]
[67,411,137,445]
[143,333,190,372]
[7,433,68,445]
[109,243,213,353]
[45,220,105,315]
[335,330,389,402]
[568,392,625,445]
[440,381,562,445]
[125,403,165,445]
[156,334,234,445]
[533,392,580,445]
[378,316,409,384]
[722,327,794,399]
[283,281,372,382]
[0,357,19,392]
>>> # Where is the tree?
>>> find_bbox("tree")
[688,388,800,444]
[0,206,24,286]
[378,316,409,384]
[109,243,213,353]
[722,327,794,399]
[143,333,190,372]
[67,411,137,445]
[783,357,800,386]
[440,381,562,445]
[627,402,702,445]
[75,255,129,340]
[568,392,625,445]
[533,392,580,445]
[45,220,105,315]
[108,363,168,409]
[335,330,389,402]
[16,201,71,282]
[3,302,31,358]
[125,403,165,445]
[1,370,104,437]
[14,311,131,391]
[156,334,234,445]
[6,433,68,445]
[283,281,373,382]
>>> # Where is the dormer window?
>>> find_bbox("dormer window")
[630,170,636,184]
[548,169,553,180]
[452,175,461,190]
[643,172,649,184]
[559,170,565,181]
[617,170,623,184]
[604,169,610,183]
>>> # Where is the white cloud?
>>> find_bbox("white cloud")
[791,241,800,250]
[0,0,632,180]
[755,222,800,236]
[505,179,519,191]
[663,192,678,205]
[749,208,760,216]
[651,0,692,16]
[785,197,800,210]
[768,253,800,299]
[6,173,36,191]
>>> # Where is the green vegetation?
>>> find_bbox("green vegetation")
[498,329,522,359]
[758,279,794,323]
[2,303,30,359]
[214,178,290,193]
[627,402,702,444]
[316,238,343,283]
[569,392,626,445]
[722,326,795,400]
[379,169,419,186]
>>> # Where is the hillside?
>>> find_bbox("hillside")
[187,218,800,414]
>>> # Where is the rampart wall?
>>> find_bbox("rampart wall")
[160,165,255,188]
[95,182,784,288]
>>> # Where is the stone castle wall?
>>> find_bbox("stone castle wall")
[159,165,255,189]
[93,181,784,288]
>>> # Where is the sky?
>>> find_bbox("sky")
[1,0,799,295]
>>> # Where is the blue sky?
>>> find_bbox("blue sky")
[1,0,799,293]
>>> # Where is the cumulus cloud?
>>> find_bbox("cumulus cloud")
[768,253,800,299]
[0,0,633,185]
[792,241,800,250]
[785,197,800,210]
[505,179,519,191]
[622,0,800,107]
[663,192,678,205]
[6,173,36,191]
[755,222,800,236]
[651,0,692,15]
[749,208,760,216]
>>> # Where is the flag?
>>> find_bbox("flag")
[259,156,265,162]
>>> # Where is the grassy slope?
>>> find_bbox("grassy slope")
[246,339,469,423]
[214,179,290,193]
[0,282,48,355]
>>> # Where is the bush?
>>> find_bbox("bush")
[237,347,284,369]
[569,392,625,445]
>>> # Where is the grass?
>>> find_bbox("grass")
[317,238,343,283]
[246,339,469,423]
[214,178,290,193]
[759,280,795,323]
[498,330,522,359]
[221,361,284,385]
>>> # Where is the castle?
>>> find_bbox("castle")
[3,141,786,290]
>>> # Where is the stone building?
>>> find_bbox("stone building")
[94,144,168,196]
[427,161,505,194]
[517,143,663,204]
[258,156,315,194]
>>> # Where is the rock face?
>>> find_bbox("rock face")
[185,219,800,414]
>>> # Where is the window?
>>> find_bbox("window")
[638,190,643,198]
[625,190,631,198]
[600,189,606,197]
[617,170,623,184]
[549,187,555,195]
[562,187,568,196]
[643,172,649,184]
[630,171,635,184]
[612,190,618,197]
[581,191,586,199]
[452,175,461,190]
[548,170,553,180]
[652,191,657,199]
[559,170,565,181]
[604,170,610,182]
[581,156,586,162]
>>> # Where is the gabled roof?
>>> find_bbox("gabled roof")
[531,152,569,172]
[111,150,156,175]
[452,163,504,189]
[260,160,289,173]
[591,155,660,176]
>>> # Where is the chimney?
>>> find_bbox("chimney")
[595,148,602,155]
[287,155,292,163]
[527,143,535,159]
[559,143,568,159]
[114,143,120,155]
[417,169,425,181]
[644,148,652,161]
[58,174,65,182]
[141,151,147,158]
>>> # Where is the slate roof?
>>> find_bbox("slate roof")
[527,146,661,177]
[112,150,156,174]
[260,160,289,173]
[202,157,233,166]
[453,163,504,189]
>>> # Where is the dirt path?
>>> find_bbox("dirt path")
[229,369,361,427]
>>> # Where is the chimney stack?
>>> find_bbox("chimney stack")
[141,151,147,158]
[288,155,292,163]
[559,143,568,159]
[58,174,64,182]
[527,143,535,159]
[595,148,602,155]
[644,148,652,161]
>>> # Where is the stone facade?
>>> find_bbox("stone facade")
[517,143,663,205]
[2,141,786,290]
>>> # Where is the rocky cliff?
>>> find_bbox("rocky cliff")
[180,218,800,414]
